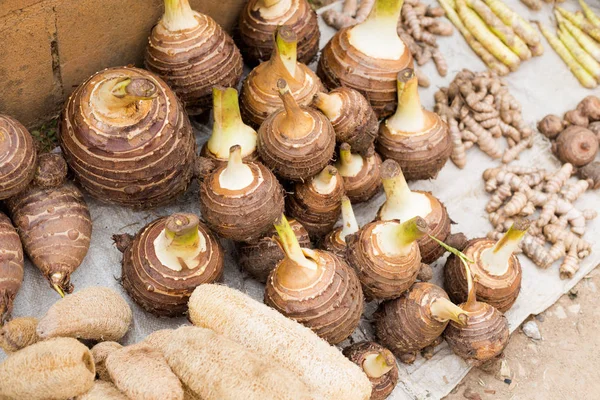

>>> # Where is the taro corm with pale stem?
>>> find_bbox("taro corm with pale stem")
[258,79,335,180]
[312,88,379,155]
[321,196,359,259]
[264,215,364,344]
[335,143,382,203]
[114,213,224,317]
[377,68,451,180]
[445,220,529,313]
[145,0,243,116]
[199,145,284,242]
[346,216,428,300]
[0,115,37,200]
[374,282,467,364]
[200,87,257,165]
[0,213,24,323]
[237,0,320,66]
[343,342,399,400]
[60,67,196,209]
[317,0,413,118]
[286,165,345,240]
[241,26,323,128]
[377,159,452,264]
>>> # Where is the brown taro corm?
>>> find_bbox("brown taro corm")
[0,114,37,200]
[0,213,24,323]
[334,144,382,203]
[343,341,399,400]
[554,126,598,167]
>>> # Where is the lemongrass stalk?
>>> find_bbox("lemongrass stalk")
[559,16,600,63]
[480,0,540,47]
[430,297,468,325]
[313,92,342,121]
[335,143,364,177]
[219,146,254,190]
[339,196,359,241]
[558,27,600,80]
[163,0,198,31]
[556,6,600,42]
[480,220,529,275]
[277,79,314,138]
[386,69,425,133]
[362,353,394,379]
[579,0,600,28]
[95,78,157,118]
[274,215,318,271]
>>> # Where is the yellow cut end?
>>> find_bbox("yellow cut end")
[362,352,395,379]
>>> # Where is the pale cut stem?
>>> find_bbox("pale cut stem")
[274,215,317,271]
[387,69,425,132]
[463,258,476,309]
[395,216,428,251]
[313,92,342,121]
[382,162,412,212]
[165,214,201,251]
[259,0,282,7]
[339,196,359,241]
[364,0,404,30]
[163,0,198,31]
[340,144,354,165]
[312,166,338,194]
[277,79,313,138]
[274,27,297,77]
[430,297,468,325]
[481,220,529,275]
[219,145,254,190]
[96,78,157,117]
[362,353,394,379]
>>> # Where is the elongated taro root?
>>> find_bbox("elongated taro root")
[265,215,364,344]
[377,69,451,180]
[200,87,257,165]
[60,66,196,208]
[335,143,382,203]
[236,218,311,283]
[116,213,224,317]
[145,0,243,115]
[6,154,92,295]
[0,317,39,354]
[0,115,37,200]
[200,145,284,241]
[237,0,319,65]
[445,221,528,313]
[188,284,372,399]
[318,0,413,117]
[91,341,123,382]
[377,159,451,264]
[0,337,95,400]
[321,196,359,259]
[36,287,132,342]
[286,165,344,239]
[0,213,23,323]
[313,88,378,154]
[241,27,323,128]
[258,79,335,180]
[374,282,467,363]
[346,216,428,300]
[343,342,399,400]
[76,381,128,400]
[554,125,599,167]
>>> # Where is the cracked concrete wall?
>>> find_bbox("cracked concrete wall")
[0,0,245,128]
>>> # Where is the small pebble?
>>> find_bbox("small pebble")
[535,313,545,322]
[554,305,567,319]
[522,321,542,340]
[567,304,581,314]
[504,378,512,385]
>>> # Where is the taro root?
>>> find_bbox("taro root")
[240,26,323,128]
[236,218,311,283]
[0,115,37,200]
[537,114,565,139]
[321,196,359,259]
[554,125,599,167]
[335,143,382,203]
[377,159,451,264]
[343,342,399,400]
[116,213,224,317]
[258,79,335,180]
[199,87,257,165]
[374,282,467,363]
[317,0,413,118]
[377,69,451,180]
[313,88,378,155]
[445,221,529,313]
[264,215,364,344]
[237,0,320,66]
[199,145,284,241]
[6,154,92,295]
[286,165,345,239]
[580,161,600,190]
[145,0,243,115]
[346,216,428,300]
[60,66,196,209]
[0,213,24,323]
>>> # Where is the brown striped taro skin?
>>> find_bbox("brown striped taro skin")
[60,66,196,209]
[335,143,382,203]
[0,213,24,323]
[145,0,243,116]
[118,213,224,317]
[0,115,37,200]
[237,0,320,66]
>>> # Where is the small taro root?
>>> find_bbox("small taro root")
[377,159,451,264]
[117,213,224,317]
[0,337,95,400]
[445,221,529,313]
[91,341,123,382]
[343,342,399,400]
[237,0,320,65]
[0,114,37,200]
[321,196,359,259]
[554,125,599,167]
[264,215,364,344]
[240,26,323,128]
[236,218,311,283]
[313,88,379,154]
[374,282,467,363]
[6,153,92,295]
[145,0,243,115]
[258,79,335,180]
[346,216,428,300]
[76,381,128,400]
[200,145,284,241]
[579,161,600,189]
[36,287,133,342]
[577,95,600,121]
[60,66,196,208]
[335,143,382,203]
[377,69,451,180]
[537,114,565,139]
[0,213,24,323]
[589,121,600,139]
[286,165,345,239]
[0,317,39,354]
[318,0,413,118]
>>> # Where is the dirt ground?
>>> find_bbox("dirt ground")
[444,268,600,400]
